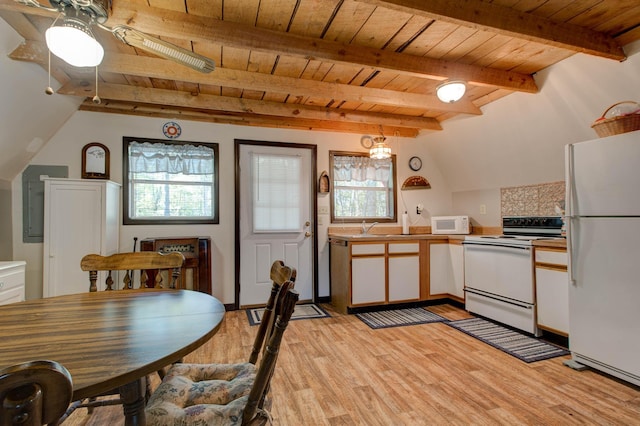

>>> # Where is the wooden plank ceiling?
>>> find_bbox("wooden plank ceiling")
[1,0,639,137]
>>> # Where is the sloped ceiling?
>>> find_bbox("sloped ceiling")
[0,18,81,182]
[1,0,639,138]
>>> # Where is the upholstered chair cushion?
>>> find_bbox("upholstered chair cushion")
[145,362,257,425]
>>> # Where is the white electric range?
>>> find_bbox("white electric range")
[462,216,564,335]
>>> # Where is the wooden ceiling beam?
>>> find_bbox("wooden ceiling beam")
[78,100,422,137]
[355,0,626,61]
[105,0,537,93]
[10,41,481,116]
[57,80,443,130]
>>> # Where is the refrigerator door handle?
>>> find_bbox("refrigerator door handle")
[565,143,576,286]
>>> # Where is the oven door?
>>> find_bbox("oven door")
[463,242,534,303]
[463,241,539,335]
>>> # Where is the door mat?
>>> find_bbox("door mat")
[445,317,570,363]
[356,307,448,329]
[246,303,330,326]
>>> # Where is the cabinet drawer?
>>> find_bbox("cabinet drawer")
[535,249,567,266]
[351,243,385,255]
[0,286,24,306]
[388,243,419,254]
[0,269,25,292]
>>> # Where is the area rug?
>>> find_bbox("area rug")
[445,317,570,363]
[356,307,448,329]
[246,303,330,326]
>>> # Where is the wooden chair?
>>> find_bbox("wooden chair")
[80,252,185,292]
[249,260,297,364]
[0,360,73,426]
[145,260,298,425]
[62,252,186,421]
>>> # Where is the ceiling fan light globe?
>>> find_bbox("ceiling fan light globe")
[45,23,104,67]
[436,81,466,103]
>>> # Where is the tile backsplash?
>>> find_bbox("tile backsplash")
[501,181,565,217]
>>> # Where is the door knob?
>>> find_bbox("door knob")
[305,221,311,227]
[305,231,312,237]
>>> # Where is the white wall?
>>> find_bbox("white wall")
[0,18,81,183]
[422,41,640,226]
[10,112,452,302]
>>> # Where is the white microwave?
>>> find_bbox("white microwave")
[431,215,471,235]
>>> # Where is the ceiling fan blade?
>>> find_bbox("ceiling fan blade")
[14,0,57,12]
[110,25,215,74]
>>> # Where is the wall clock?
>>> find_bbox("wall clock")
[82,142,110,179]
[409,156,422,171]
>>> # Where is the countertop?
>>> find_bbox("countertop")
[328,233,566,248]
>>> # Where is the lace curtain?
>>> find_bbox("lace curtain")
[333,156,391,183]
[128,141,214,174]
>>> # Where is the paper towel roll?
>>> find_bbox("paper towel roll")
[402,212,409,234]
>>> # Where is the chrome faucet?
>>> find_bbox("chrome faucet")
[361,221,379,235]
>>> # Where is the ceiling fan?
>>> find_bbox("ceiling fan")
[15,0,215,73]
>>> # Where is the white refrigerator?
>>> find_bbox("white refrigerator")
[564,130,640,386]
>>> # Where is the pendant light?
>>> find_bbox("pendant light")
[369,136,391,159]
[436,81,466,103]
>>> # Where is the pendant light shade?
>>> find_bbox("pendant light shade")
[45,17,104,67]
[436,81,466,103]
[369,136,392,159]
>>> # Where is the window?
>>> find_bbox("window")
[123,137,219,225]
[330,151,397,223]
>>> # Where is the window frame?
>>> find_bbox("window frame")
[122,136,219,225]
[329,150,397,224]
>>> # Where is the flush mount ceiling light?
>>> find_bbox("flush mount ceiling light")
[45,12,104,67]
[436,81,466,103]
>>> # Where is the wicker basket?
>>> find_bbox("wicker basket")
[591,101,640,137]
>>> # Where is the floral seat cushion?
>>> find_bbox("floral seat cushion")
[145,362,257,426]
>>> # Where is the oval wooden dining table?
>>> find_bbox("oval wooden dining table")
[0,289,225,425]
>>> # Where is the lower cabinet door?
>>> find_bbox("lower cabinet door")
[351,257,386,305]
[388,255,420,301]
[535,267,569,335]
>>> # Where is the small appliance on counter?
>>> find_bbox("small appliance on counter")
[431,215,470,235]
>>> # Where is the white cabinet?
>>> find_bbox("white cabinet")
[429,242,451,295]
[0,261,26,305]
[449,243,464,299]
[43,179,120,297]
[351,243,385,305]
[330,240,422,312]
[429,241,464,299]
[388,243,420,302]
[535,247,568,336]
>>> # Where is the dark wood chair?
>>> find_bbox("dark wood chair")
[249,260,297,364]
[146,284,299,425]
[80,252,185,292]
[0,360,73,426]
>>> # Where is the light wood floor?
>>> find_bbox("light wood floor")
[64,303,640,425]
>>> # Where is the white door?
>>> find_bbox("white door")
[238,142,315,307]
[567,131,640,216]
[569,217,640,381]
